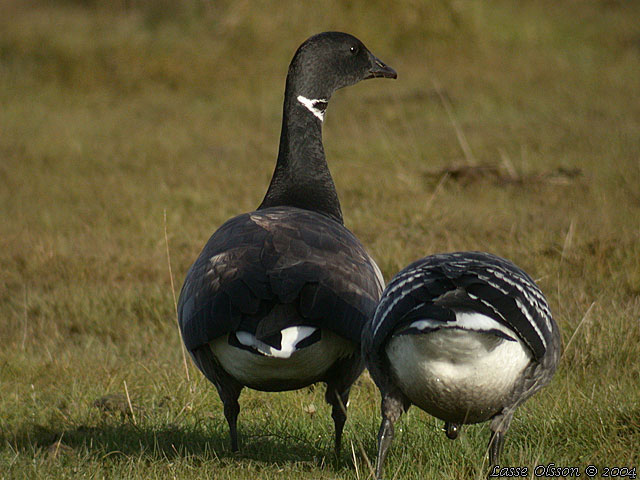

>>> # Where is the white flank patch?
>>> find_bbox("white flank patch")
[407,312,516,340]
[235,326,318,359]
[297,95,327,121]
[453,311,516,338]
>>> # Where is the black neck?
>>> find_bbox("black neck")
[258,80,343,224]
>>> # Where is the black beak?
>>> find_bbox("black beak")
[366,53,397,79]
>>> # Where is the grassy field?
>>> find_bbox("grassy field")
[1,0,639,478]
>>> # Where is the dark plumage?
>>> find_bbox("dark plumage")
[177,32,395,454]
[363,252,561,479]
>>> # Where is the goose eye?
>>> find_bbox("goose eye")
[349,45,358,55]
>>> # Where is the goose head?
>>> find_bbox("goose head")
[287,32,397,108]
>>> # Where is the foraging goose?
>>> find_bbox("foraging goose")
[363,251,561,478]
[177,32,396,454]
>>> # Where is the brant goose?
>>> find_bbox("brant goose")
[363,251,561,478]
[177,32,396,454]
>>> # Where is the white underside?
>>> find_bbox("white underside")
[386,313,532,423]
[211,328,354,388]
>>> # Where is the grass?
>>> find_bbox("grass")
[1,0,639,478]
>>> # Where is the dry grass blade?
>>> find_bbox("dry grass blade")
[164,209,191,383]
[53,432,64,458]
[562,301,596,358]
[425,172,450,214]
[498,148,518,180]
[431,77,476,166]
[350,440,361,480]
[123,380,137,426]
[561,219,576,262]
[21,285,28,351]
[391,456,404,480]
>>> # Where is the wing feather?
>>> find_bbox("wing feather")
[370,252,554,361]
[178,207,382,351]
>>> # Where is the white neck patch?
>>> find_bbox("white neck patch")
[297,95,328,122]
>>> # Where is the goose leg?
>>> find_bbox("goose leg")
[375,389,408,480]
[488,411,513,466]
[325,385,350,456]
[324,352,364,457]
[192,345,244,452]
[376,417,395,480]
[221,386,242,451]
[488,430,505,466]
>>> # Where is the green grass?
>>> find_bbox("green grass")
[1,0,639,478]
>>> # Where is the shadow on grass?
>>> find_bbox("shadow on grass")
[3,420,353,469]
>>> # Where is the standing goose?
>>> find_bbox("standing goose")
[177,32,396,454]
[363,251,561,478]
